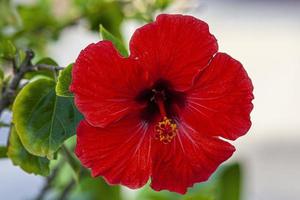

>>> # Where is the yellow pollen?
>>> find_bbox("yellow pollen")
[154,117,178,144]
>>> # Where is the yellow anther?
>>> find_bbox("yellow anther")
[155,117,178,144]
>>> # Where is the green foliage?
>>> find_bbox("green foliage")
[218,163,241,200]
[0,146,8,158]
[17,0,57,35]
[69,175,121,200]
[1,0,173,57]
[60,143,82,181]
[0,67,3,80]
[14,49,26,69]
[136,163,242,200]
[51,157,121,200]
[50,157,77,190]
[100,25,128,57]
[15,0,62,52]
[0,66,3,94]
[7,126,50,175]
[0,39,16,60]
[75,0,124,38]
[13,78,82,159]
[56,64,74,97]
[155,0,173,10]
[0,0,19,29]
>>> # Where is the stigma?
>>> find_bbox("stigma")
[154,116,178,144]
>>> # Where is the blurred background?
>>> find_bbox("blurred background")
[1,0,300,199]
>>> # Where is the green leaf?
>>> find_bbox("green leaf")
[0,67,3,97]
[15,49,26,68]
[13,78,83,159]
[76,0,124,37]
[69,175,121,200]
[7,126,50,176]
[217,163,241,200]
[0,146,7,158]
[136,183,181,200]
[0,39,16,60]
[36,57,58,66]
[183,194,214,200]
[100,25,128,57]
[136,163,242,200]
[16,0,62,52]
[0,0,19,28]
[25,57,58,79]
[56,64,73,97]
[51,159,120,200]
[155,0,173,10]
[0,66,4,80]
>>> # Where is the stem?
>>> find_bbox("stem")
[34,145,81,200]
[34,161,63,200]
[57,179,76,200]
[60,144,83,178]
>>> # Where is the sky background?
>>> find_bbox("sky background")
[1,0,300,199]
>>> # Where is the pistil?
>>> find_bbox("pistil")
[154,91,178,144]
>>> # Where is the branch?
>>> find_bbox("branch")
[0,50,64,116]
[0,121,10,127]
[0,49,34,116]
[35,64,64,71]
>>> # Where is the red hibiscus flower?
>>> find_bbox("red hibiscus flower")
[70,14,254,194]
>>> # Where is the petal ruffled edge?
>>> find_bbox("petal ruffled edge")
[129,14,218,91]
[70,41,149,127]
[75,115,152,189]
[182,53,254,140]
[150,121,235,194]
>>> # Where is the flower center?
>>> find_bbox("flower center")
[153,92,178,144]
[135,79,186,144]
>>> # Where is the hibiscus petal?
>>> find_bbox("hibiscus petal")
[150,122,235,194]
[70,41,148,127]
[129,14,218,91]
[182,53,254,140]
[75,115,152,189]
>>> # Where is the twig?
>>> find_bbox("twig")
[34,63,64,80]
[0,49,34,116]
[57,179,76,200]
[60,144,89,182]
[35,146,83,200]
[12,57,17,74]
[0,122,10,127]
[35,64,64,71]
[34,161,63,200]
[0,50,64,116]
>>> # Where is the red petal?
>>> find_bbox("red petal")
[129,14,218,91]
[150,122,235,194]
[75,115,152,189]
[70,41,149,127]
[182,53,254,140]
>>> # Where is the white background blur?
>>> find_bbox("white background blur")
[1,0,300,199]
